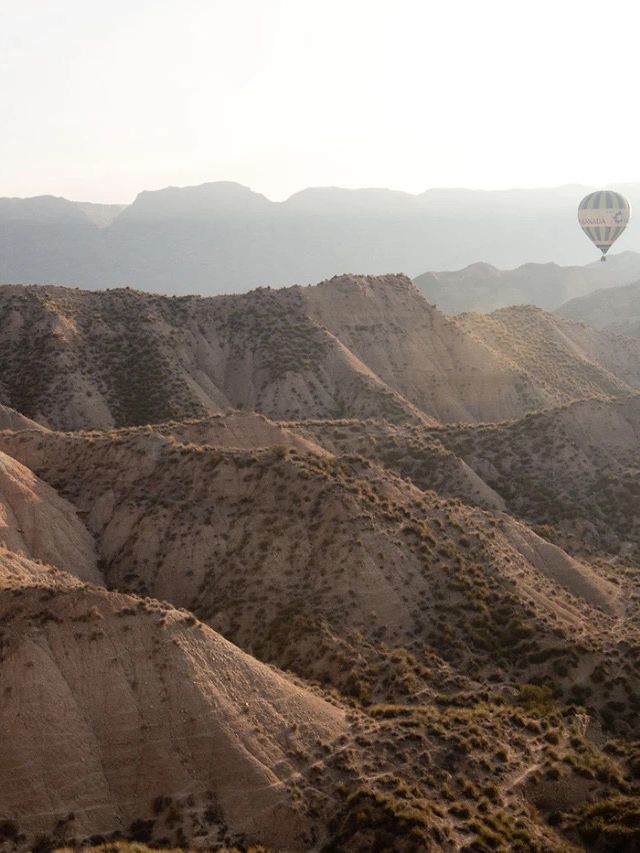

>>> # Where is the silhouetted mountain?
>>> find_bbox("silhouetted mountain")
[414,251,640,313]
[557,279,640,338]
[0,195,109,286]
[4,182,640,294]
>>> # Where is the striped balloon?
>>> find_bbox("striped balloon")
[578,190,631,260]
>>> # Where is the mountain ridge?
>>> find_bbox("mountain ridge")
[4,181,640,294]
[3,276,640,431]
[3,266,640,850]
[414,252,640,314]
[557,279,640,338]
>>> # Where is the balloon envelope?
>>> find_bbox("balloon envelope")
[578,190,631,257]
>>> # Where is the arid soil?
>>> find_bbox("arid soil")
[1,276,640,852]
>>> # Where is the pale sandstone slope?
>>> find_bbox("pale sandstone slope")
[3,277,640,431]
[0,404,46,432]
[0,448,100,584]
[0,548,86,590]
[297,275,549,423]
[0,426,638,850]
[0,428,625,700]
[459,305,640,404]
[432,394,640,562]
[293,275,640,421]
[0,580,347,851]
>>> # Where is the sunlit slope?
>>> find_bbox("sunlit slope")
[0,571,347,851]
[1,416,640,850]
[459,305,640,406]
[5,276,640,430]
[1,425,635,725]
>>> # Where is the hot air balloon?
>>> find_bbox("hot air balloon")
[578,190,631,261]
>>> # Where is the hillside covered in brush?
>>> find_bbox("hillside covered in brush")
[2,270,640,851]
[433,394,640,565]
[290,394,640,566]
[2,275,640,431]
[2,405,640,851]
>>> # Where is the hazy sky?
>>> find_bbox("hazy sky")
[2,0,638,203]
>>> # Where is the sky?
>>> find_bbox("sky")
[1,0,639,203]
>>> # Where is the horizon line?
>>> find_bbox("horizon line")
[2,179,635,208]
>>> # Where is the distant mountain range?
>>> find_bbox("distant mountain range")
[3,181,640,294]
[557,279,640,338]
[414,251,640,313]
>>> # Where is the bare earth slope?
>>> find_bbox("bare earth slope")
[459,305,640,407]
[0,405,46,432]
[0,448,100,583]
[0,573,348,852]
[2,421,640,850]
[432,394,640,564]
[5,277,640,849]
[3,277,639,431]
[296,275,551,423]
[0,425,633,718]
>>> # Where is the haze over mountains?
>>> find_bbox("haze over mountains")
[10,0,640,840]
[4,181,640,295]
[415,252,640,314]
[558,280,640,339]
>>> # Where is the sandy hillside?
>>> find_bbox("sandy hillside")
[4,276,640,850]
[286,416,505,510]
[0,548,87,590]
[0,448,100,583]
[2,277,639,431]
[1,426,635,719]
[0,405,46,432]
[0,282,429,430]
[0,575,350,851]
[294,274,545,423]
[133,411,327,456]
[459,305,640,407]
[1,418,640,850]
[430,394,640,564]
[0,551,585,853]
